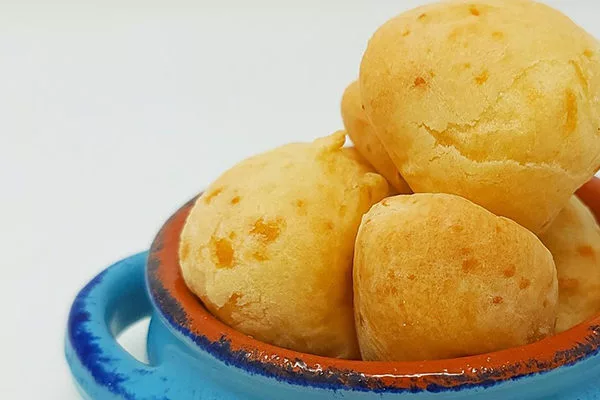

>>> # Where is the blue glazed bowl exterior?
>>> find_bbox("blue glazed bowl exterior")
[65,252,600,399]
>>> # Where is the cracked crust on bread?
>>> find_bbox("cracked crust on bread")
[360,0,600,233]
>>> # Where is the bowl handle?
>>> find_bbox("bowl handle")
[65,251,169,399]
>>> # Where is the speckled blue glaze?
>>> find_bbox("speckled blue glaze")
[65,253,600,399]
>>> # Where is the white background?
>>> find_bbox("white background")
[1,0,598,398]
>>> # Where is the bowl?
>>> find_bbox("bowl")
[65,178,600,399]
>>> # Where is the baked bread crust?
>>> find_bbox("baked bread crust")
[360,0,600,233]
[180,132,389,359]
[354,193,558,361]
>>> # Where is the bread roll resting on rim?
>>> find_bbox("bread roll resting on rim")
[354,193,558,361]
[180,131,390,359]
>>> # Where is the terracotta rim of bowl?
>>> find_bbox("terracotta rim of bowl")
[146,178,600,393]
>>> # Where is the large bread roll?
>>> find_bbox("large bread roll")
[180,132,389,359]
[341,80,412,194]
[360,0,600,233]
[354,193,558,361]
[540,196,600,332]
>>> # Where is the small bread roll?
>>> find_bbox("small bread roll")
[354,193,558,361]
[360,0,600,233]
[341,80,412,194]
[540,196,600,332]
[180,132,389,359]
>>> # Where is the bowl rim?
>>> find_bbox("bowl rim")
[146,178,600,393]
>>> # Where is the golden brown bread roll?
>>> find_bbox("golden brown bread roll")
[360,0,600,234]
[354,193,558,361]
[179,132,389,359]
[341,80,412,194]
[540,196,600,332]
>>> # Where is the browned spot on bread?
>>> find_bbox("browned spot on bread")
[495,225,502,233]
[584,49,594,58]
[252,250,268,262]
[408,274,416,281]
[203,187,223,204]
[475,70,489,85]
[453,225,465,233]
[565,89,578,134]
[402,29,411,37]
[381,199,390,207]
[324,221,334,230]
[520,278,531,289]
[229,232,236,239]
[469,5,480,16]
[492,31,504,39]
[578,244,595,258]
[230,196,241,205]
[559,278,580,293]
[543,299,548,308]
[295,199,306,210]
[414,76,427,87]
[462,258,479,272]
[418,13,427,21]
[361,103,365,110]
[459,247,471,255]
[503,265,516,278]
[492,296,503,304]
[463,62,471,69]
[213,237,234,268]
[251,217,284,243]
[218,292,241,325]
[366,144,372,152]
[180,241,190,260]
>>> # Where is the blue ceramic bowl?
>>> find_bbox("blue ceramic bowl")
[66,180,600,399]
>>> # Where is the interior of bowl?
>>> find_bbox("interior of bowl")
[146,178,600,393]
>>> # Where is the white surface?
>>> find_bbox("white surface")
[1,0,599,398]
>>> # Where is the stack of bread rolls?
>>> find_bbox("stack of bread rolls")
[180,0,600,362]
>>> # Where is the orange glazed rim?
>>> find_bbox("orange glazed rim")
[146,177,600,393]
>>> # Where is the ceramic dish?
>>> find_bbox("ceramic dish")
[65,178,600,400]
